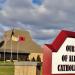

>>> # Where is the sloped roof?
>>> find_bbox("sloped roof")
[45,30,75,52]
[0,29,42,53]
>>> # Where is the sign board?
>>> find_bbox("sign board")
[52,37,75,74]
[43,30,75,75]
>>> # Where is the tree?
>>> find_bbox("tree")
[31,57,35,61]
[37,55,41,62]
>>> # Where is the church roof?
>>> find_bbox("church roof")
[0,29,42,53]
[45,30,75,52]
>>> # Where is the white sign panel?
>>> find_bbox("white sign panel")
[52,37,75,74]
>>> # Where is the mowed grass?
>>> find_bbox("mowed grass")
[0,61,14,75]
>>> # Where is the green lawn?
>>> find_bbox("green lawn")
[0,61,14,75]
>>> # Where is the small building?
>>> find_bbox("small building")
[0,29,43,62]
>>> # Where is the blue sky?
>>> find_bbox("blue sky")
[0,0,75,45]
[0,0,6,9]
[0,0,6,3]
[32,0,43,5]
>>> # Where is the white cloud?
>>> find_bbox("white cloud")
[0,0,75,45]
[33,5,47,14]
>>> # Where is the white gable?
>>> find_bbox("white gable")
[52,37,75,74]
